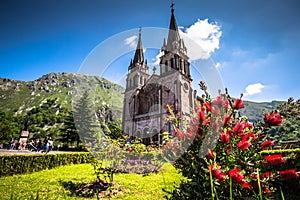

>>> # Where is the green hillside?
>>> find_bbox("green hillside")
[0,73,124,146]
[240,100,283,122]
[0,72,124,115]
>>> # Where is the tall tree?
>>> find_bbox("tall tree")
[72,90,102,149]
[0,111,20,142]
[58,110,80,147]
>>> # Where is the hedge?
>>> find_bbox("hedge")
[0,152,93,177]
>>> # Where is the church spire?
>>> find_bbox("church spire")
[132,27,144,67]
[166,3,181,51]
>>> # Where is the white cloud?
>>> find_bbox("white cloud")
[244,83,265,96]
[150,19,222,65]
[215,62,221,69]
[152,51,163,65]
[180,19,222,60]
[124,35,137,49]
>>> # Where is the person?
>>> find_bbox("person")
[28,141,32,151]
[0,142,3,149]
[9,138,14,150]
[43,136,49,153]
[47,137,53,153]
[37,140,42,151]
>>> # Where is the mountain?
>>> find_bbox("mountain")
[240,100,284,122]
[0,73,284,122]
[0,72,124,117]
[0,73,125,146]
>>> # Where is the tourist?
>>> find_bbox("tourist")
[43,136,49,153]
[9,138,15,150]
[47,137,53,153]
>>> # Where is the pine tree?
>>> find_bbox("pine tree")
[58,110,80,147]
[72,90,102,149]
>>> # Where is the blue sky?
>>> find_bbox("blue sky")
[0,0,299,102]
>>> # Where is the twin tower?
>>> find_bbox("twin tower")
[122,6,194,144]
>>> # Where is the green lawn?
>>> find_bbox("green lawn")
[0,163,183,200]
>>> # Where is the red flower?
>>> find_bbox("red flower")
[206,149,215,160]
[229,168,240,179]
[264,189,271,195]
[226,146,233,155]
[197,107,205,121]
[237,139,251,150]
[240,180,251,189]
[233,121,244,133]
[174,129,185,140]
[265,154,286,165]
[213,95,229,110]
[213,95,225,106]
[220,130,230,143]
[223,114,232,127]
[261,140,274,148]
[242,121,253,129]
[197,107,210,125]
[203,101,212,112]
[242,132,257,142]
[229,168,250,189]
[261,171,272,179]
[233,98,245,109]
[212,107,220,116]
[209,165,227,182]
[279,169,299,180]
[264,111,284,126]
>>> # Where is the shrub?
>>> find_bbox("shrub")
[164,81,299,199]
[0,152,93,177]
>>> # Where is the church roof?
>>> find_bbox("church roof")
[132,27,144,67]
[166,4,181,51]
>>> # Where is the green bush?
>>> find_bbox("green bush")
[164,82,299,199]
[0,152,93,177]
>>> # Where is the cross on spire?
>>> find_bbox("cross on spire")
[130,27,144,69]
[153,66,157,74]
[170,1,175,13]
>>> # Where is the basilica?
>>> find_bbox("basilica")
[122,5,194,144]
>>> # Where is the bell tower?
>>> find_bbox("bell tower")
[159,4,193,116]
[123,28,150,136]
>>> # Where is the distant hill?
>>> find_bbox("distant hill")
[0,72,124,117]
[0,72,125,145]
[0,72,284,126]
[0,73,283,131]
[240,100,284,122]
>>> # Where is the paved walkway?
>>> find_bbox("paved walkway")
[0,149,68,155]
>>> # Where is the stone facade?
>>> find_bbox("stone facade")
[122,6,194,144]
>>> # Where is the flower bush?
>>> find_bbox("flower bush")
[164,81,299,199]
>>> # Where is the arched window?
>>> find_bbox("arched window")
[135,75,139,86]
[136,131,141,138]
[140,76,143,85]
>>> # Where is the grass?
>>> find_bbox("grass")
[0,163,183,200]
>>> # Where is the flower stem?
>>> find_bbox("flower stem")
[209,169,215,200]
[214,186,219,200]
[280,186,285,200]
[230,177,233,200]
[257,168,263,200]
